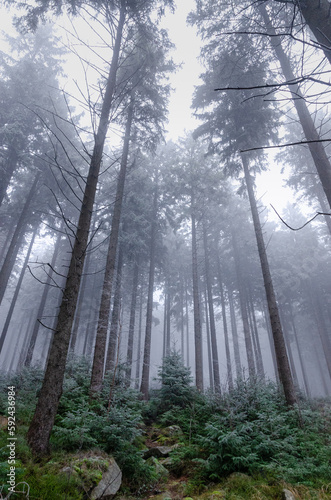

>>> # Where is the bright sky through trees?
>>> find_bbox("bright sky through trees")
[0,1,298,215]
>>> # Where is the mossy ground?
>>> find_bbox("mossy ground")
[0,360,330,499]
[0,423,330,499]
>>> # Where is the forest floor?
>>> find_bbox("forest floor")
[0,362,330,499]
[113,424,331,500]
[117,471,331,500]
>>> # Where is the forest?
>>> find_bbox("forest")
[0,0,330,498]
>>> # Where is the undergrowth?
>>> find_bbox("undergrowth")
[0,353,329,498]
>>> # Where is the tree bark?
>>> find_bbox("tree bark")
[185,279,190,367]
[125,258,139,383]
[0,228,37,355]
[0,173,40,305]
[247,292,265,377]
[105,244,124,374]
[290,311,311,397]
[204,287,214,391]
[309,285,331,379]
[260,4,331,209]
[166,285,171,356]
[25,231,62,367]
[242,155,296,406]
[202,222,220,390]
[27,6,126,456]
[90,95,134,396]
[298,0,331,65]
[0,146,18,208]
[228,287,242,379]
[140,183,158,400]
[190,198,204,391]
[231,229,256,378]
[134,283,144,390]
[69,221,95,353]
[216,253,233,389]
[263,300,279,382]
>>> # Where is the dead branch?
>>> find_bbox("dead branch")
[240,138,331,152]
[270,204,331,230]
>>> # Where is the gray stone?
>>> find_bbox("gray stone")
[282,489,296,500]
[90,457,122,499]
[162,425,183,437]
[146,456,169,479]
[143,446,173,459]
[159,457,173,468]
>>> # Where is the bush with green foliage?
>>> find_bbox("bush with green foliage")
[157,351,195,408]
[0,358,158,495]
[194,379,331,485]
[144,351,199,425]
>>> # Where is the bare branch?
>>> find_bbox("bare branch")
[241,138,331,152]
[270,204,331,230]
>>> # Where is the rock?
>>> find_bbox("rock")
[61,466,73,476]
[282,489,296,500]
[143,446,173,459]
[146,456,169,479]
[159,457,173,468]
[162,425,183,437]
[90,457,122,499]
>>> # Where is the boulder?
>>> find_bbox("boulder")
[162,425,183,438]
[143,446,173,459]
[146,456,169,480]
[90,457,122,499]
[282,489,296,500]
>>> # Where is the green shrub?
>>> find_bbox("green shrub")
[197,379,331,485]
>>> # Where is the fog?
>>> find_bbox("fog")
[0,0,331,404]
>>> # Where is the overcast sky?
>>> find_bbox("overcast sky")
[0,1,295,214]
[160,1,202,140]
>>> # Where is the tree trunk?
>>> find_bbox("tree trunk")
[263,300,279,382]
[190,199,204,391]
[260,4,331,209]
[162,290,167,359]
[202,223,220,390]
[247,292,264,377]
[0,146,18,208]
[134,283,144,390]
[69,220,95,353]
[242,155,296,406]
[180,276,185,359]
[90,95,134,396]
[313,342,331,396]
[315,183,331,236]
[0,225,15,267]
[16,317,34,372]
[204,288,214,391]
[166,286,171,356]
[228,287,242,379]
[0,173,40,305]
[25,232,62,367]
[125,258,139,383]
[140,183,158,400]
[298,0,331,65]
[290,311,311,397]
[216,253,233,389]
[185,280,190,367]
[27,7,126,456]
[105,244,124,374]
[231,229,256,378]
[309,285,331,379]
[0,229,37,355]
